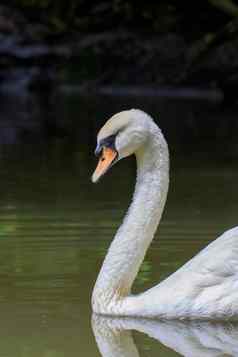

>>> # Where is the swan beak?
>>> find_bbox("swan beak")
[92,147,118,183]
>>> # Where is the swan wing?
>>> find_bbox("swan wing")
[139,227,238,319]
[180,226,238,276]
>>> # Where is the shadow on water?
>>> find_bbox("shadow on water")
[0,90,237,356]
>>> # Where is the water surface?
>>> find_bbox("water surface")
[0,93,237,356]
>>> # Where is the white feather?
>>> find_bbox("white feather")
[92,109,238,320]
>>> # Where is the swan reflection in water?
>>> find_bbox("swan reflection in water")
[92,315,238,357]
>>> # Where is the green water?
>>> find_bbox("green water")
[0,94,237,356]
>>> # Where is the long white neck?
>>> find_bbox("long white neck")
[92,125,169,315]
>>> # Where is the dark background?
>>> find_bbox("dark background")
[0,0,238,159]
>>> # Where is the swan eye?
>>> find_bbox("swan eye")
[95,134,117,157]
[101,134,116,149]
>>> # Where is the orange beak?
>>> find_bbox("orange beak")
[92,147,118,183]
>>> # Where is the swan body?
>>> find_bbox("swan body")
[91,109,238,320]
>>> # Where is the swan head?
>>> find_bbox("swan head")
[92,109,153,183]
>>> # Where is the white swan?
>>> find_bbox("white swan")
[91,109,238,320]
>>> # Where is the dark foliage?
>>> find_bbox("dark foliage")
[6,1,237,37]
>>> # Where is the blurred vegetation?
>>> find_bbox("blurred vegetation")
[6,0,238,36]
[1,0,238,96]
